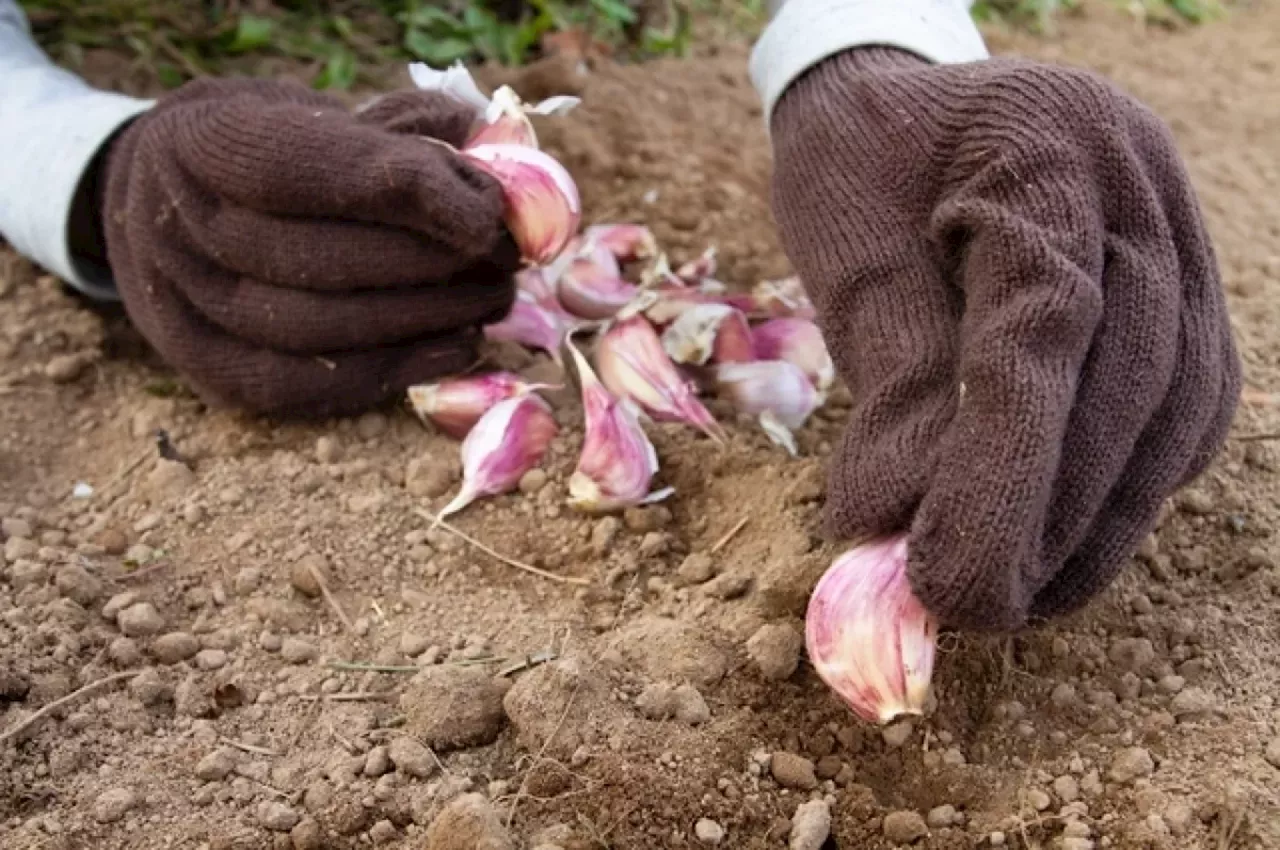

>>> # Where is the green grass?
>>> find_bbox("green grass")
[18,0,1222,92]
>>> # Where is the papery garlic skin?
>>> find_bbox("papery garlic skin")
[484,290,575,363]
[584,224,659,262]
[805,536,938,725]
[436,393,558,519]
[465,85,581,149]
[752,276,817,320]
[565,340,673,513]
[751,318,835,391]
[407,372,546,439]
[660,304,754,366]
[595,314,724,443]
[461,143,581,264]
[675,246,718,284]
[408,62,490,113]
[558,253,640,320]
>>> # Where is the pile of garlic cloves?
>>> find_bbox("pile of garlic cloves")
[406,62,834,522]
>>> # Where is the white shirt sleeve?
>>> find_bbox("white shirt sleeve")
[750,0,990,127]
[0,0,154,300]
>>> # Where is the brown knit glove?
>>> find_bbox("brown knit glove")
[770,49,1241,631]
[102,78,520,419]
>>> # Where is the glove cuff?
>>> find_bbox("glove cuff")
[749,0,990,126]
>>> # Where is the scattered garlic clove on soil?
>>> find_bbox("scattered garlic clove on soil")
[557,252,640,320]
[805,535,939,725]
[583,224,659,262]
[435,393,559,520]
[595,311,725,443]
[460,143,581,264]
[407,372,553,439]
[483,290,577,364]
[675,246,718,284]
[751,318,835,391]
[660,304,754,366]
[714,360,823,456]
[564,337,673,513]
[752,276,817,320]
[516,267,560,307]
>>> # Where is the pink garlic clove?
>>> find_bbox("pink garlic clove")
[407,372,552,439]
[435,393,559,520]
[516,267,560,307]
[557,254,640,320]
[752,276,816,320]
[805,535,938,725]
[583,224,659,262]
[660,304,754,366]
[714,360,823,456]
[409,64,578,151]
[751,318,835,391]
[675,246,718,284]
[484,290,576,364]
[460,143,581,265]
[595,312,725,443]
[564,338,673,513]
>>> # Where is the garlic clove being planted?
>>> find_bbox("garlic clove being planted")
[714,360,823,456]
[660,304,754,366]
[461,143,581,265]
[484,290,576,364]
[751,318,836,391]
[595,311,725,443]
[583,224,659,262]
[565,337,674,513]
[557,253,640,320]
[407,372,553,439]
[435,393,559,520]
[805,535,938,725]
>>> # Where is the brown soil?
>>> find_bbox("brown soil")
[4,4,1280,849]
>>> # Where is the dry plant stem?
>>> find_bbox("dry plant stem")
[507,683,580,829]
[220,736,281,757]
[299,692,392,702]
[1235,432,1280,442]
[414,510,590,586]
[711,516,750,554]
[0,670,141,745]
[327,661,420,673]
[309,562,355,633]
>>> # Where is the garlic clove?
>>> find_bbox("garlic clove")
[558,253,640,320]
[751,318,835,391]
[714,360,823,455]
[484,290,577,364]
[595,313,725,443]
[675,246,718,284]
[409,64,579,150]
[407,371,552,439]
[583,224,659,262]
[660,304,754,366]
[805,535,938,725]
[436,393,559,520]
[516,267,560,307]
[752,276,816,320]
[461,143,581,265]
[564,337,674,513]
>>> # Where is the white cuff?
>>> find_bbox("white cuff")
[749,0,990,124]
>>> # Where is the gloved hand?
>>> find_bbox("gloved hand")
[767,47,1241,631]
[101,78,520,419]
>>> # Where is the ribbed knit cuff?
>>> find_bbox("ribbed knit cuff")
[749,0,990,124]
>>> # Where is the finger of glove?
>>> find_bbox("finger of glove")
[769,93,960,539]
[116,262,481,419]
[907,141,1107,632]
[152,240,516,355]
[156,97,506,263]
[354,90,477,147]
[160,165,519,291]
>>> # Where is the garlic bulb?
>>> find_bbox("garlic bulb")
[805,536,938,725]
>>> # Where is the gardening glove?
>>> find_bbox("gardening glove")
[101,78,520,419]
[752,0,1241,631]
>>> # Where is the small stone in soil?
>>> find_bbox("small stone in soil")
[389,736,437,778]
[694,818,725,845]
[881,719,913,748]
[128,669,170,706]
[400,666,510,750]
[257,801,301,832]
[117,602,165,637]
[882,810,928,844]
[55,564,103,607]
[926,805,956,828]
[676,552,716,585]
[195,649,228,671]
[151,632,200,664]
[746,621,803,681]
[93,787,138,823]
[424,793,514,850]
[195,747,238,781]
[369,819,398,844]
[789,799,832,850]
[291,817,323,850]
[770,752,818,790]
[1263,737,1280,769]
[364,745,391,777]
[400,632,431,658]
[1170,686,1218,718]
[290,554,330,598]
[280,638,318,664]
[1109,747,1155,784]
[1054,774,1081,803]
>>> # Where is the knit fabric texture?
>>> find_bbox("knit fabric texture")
[770,48,1241,630]
[102,79,520,419]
